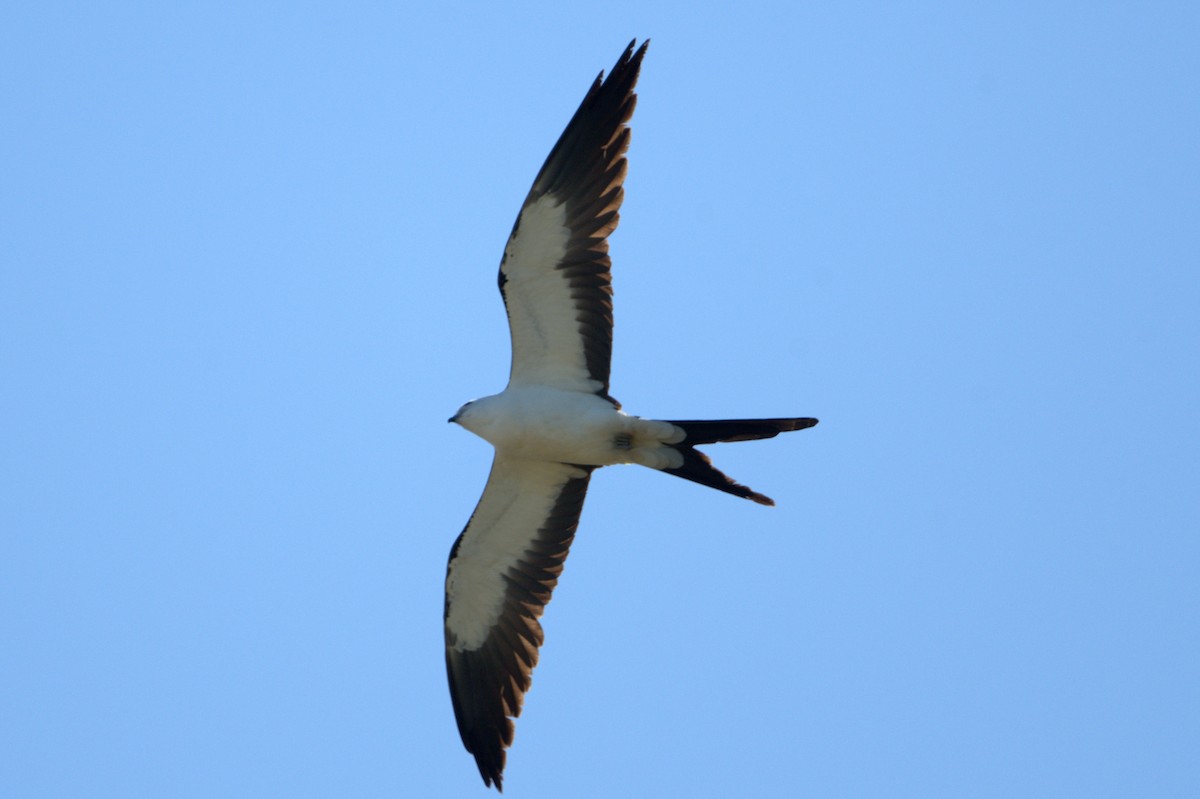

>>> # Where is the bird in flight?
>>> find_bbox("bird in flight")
[444,40,818,790]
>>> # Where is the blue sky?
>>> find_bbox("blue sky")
[3,2,1198,796]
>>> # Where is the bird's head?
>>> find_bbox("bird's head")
[448,400,475,427]
[449,395,504,443]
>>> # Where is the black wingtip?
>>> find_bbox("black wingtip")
[468,734,505,792]
[614,38,649,78]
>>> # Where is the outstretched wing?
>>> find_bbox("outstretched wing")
[497,40,648,400]
[444,457,593,790]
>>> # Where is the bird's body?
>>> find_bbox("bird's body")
[442,40,818,790]
[452,388,684,469]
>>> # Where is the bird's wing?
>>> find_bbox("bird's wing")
[497,40,647,401]
[444,456,593,790]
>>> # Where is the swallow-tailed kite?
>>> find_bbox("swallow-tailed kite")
[444,40,818,790]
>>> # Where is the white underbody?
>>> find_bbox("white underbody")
[452,385,685,470]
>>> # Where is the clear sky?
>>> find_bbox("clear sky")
[3,3,1198,797]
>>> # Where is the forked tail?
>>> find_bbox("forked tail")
[660,418,818,506]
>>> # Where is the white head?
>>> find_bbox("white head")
[448,400,475,427]
[448,395,501,440]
